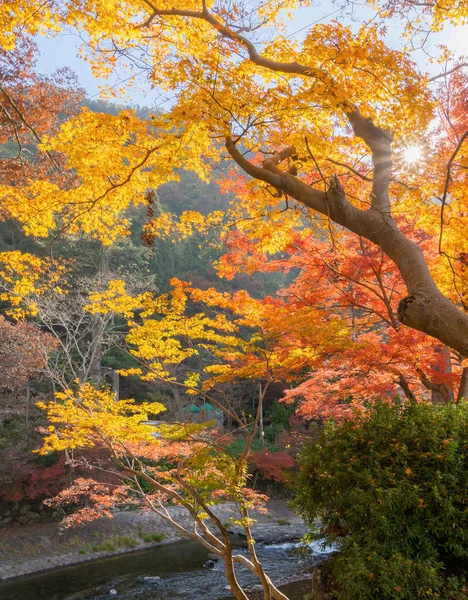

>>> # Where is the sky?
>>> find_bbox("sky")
[35,1,468,109]
[35,3,346,107]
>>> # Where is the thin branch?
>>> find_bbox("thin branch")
[438,129,468,253]
[429,62,468,82]
[0,82,65,175]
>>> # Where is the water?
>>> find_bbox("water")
[0,538,334,600]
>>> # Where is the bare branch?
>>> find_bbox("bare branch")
[429,62,468,82]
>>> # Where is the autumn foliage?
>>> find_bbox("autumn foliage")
[1,1,468,598]
[1,0,468,360]
[0,316,55,390]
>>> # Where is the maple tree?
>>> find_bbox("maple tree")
[32,274,373,595]
[0,33,82,188]
[221,223,468,418]
[35,272,346,597]
[0,30,84,316]
[38,284,319,600]
[1,0,467,357]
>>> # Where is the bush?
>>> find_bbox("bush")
[83,534,140,553]
[295,400,468,599]
[139,530,166,543]
[225,435,276,458]
[249,449,296,483]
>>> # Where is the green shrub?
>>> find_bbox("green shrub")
[138,530,166,543]
[87,534,140,553]
[225,436,276,458]
[268,400,295,431]
[296,400,468,599]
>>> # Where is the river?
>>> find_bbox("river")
[0,537,334,600]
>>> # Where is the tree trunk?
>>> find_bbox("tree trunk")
[310,565,331,599]
[225,105,468,358]
[371,221,468,357]
[457,367,468,402]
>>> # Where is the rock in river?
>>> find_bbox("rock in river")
[137,576,161,586]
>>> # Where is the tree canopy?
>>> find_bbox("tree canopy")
[2,0,468,355]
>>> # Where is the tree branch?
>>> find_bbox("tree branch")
[0,82,65,175]
[346,110,393,213]
[438,129,468,253]
[429,62,468,82]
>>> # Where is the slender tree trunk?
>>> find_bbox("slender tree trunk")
[222,548,250,600]
[457,367,468,402]
[259,383,264,447]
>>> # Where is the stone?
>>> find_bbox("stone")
[26,511,41,521]
[17,516,29,525]
[1,516,12,526]
[3,510,11,517]
[19,504,31,515]
[109,589,118,595]
[137,576,161,586]
[203,560,216,570]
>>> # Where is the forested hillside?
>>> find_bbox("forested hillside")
[0,98,292,502]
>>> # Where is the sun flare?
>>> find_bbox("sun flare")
[402,145,423,165]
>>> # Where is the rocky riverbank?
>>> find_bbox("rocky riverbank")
[0,500,306,580]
